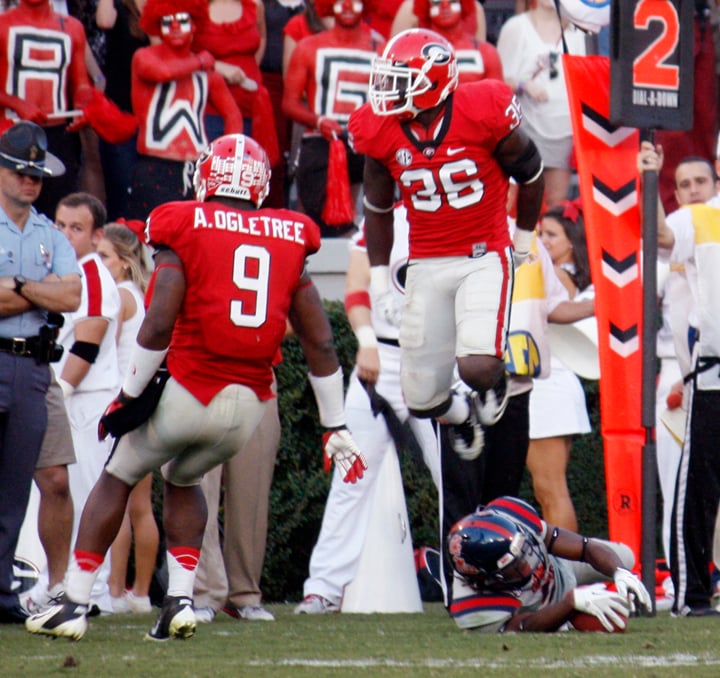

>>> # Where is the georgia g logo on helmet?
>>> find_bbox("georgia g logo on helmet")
[421,42,452,67]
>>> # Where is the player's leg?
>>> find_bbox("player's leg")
[455,249,513,426]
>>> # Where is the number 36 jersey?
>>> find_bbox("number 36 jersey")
[349,79,520,259]
[146,201,321,405]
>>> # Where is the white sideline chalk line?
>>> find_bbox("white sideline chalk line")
[245,654,720,669]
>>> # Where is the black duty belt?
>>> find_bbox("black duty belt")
[377,337,400,347]
[0,336,40,358]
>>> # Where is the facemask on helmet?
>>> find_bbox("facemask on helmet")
[193,134,271,207]
[447,510,544,591]
[369,28,458,121]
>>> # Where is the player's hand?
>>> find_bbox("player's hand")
[512,228,533,270]
[613,568,652,613]
[512,249,529,269]
[317,115,343,142]
[322,427,368,483]
[572,584,631,632]
[98,390,135,441]
[371,289,402,327]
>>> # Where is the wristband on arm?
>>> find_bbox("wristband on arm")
[122,343,168,398]
[308,367,345,428]
[369,266,390,295]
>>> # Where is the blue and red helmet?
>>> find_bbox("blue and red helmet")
[447,510,544,590]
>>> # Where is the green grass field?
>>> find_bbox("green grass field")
[3,603,720,677]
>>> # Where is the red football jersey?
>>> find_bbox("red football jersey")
[146,201,321,404]
[349,80,520,259]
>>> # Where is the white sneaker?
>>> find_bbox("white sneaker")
[126,591,152,614]
[111,594,131,614]
[236,605,275,621]
[294,594,340,615]
[194,606,216,624]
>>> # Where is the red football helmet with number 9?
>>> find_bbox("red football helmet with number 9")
[193,134,271,207]
[369,28,458,121]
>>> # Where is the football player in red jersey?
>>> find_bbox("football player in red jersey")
[348,28,545,461]
[26,134,367,642]
[281,0,384,236]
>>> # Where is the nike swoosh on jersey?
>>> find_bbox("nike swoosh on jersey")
[447,147,466,156]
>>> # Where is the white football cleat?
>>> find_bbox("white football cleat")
[25,596,89,640]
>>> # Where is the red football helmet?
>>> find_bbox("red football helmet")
[369,28,458,121]
[193,134,271,207]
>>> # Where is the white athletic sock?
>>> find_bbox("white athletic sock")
[64,550,103,606]
[439,392,471,425]
[166,547,200,598]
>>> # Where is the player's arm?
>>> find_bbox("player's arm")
[496,127,544,265]
[362,158,400,327]
[344,247,380,385]
[545,526,651,612]
[362,158,395,267]
[119,248,185,400]
[289,270,368,483]
[288,270,340,377]
[503,600,574,632]
[57,316,109,395]
[208,71,243,134]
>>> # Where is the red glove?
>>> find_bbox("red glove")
[322,427,368,483]
[317,115,343,142]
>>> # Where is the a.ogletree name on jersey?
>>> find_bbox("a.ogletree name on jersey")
[193,207,307,244]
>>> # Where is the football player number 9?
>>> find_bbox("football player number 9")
[231,243,270,328]
[400,159,485,212]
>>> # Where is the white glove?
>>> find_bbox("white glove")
[614,567,652,612]
[322,427,368,484]
[572,583,630,632]
[512,228,533,269]
[372,289,402,327]
[370,265,402,327]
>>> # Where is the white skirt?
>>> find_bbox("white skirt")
[529,356,591,439]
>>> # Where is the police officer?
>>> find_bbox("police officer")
[0,121,81,623]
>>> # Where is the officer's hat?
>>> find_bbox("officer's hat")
[0,121,65,178]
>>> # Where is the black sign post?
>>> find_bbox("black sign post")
[609,0,693,615]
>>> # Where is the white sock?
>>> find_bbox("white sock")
[439,392,470,425]
[165,547,200,598]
